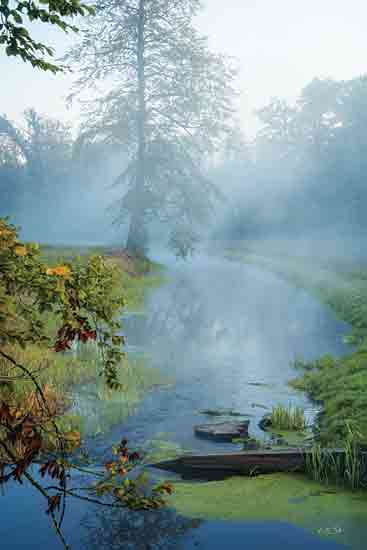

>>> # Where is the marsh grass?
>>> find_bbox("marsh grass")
[290,352,367,443]
[306,424,367,490]
[71,357,171,437]
[270,404,307,431]
[0,343,99,401]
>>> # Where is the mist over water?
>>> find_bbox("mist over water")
[2,2,367,549]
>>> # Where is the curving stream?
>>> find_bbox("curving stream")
[1,254,365,550]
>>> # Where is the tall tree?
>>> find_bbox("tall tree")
[66,0,237,253]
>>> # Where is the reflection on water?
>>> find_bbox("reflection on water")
[101,256,351,454]
[81,507,202,550]
[0,256,357,549]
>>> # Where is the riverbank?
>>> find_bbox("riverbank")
[219,242,367,446]
[0,245,167,446]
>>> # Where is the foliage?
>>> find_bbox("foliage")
[0,110,76,223]
[214,75,367,243]
[0,217,126,388]
[0,0,94,72]
[291,351,367,445]
[0,218,171,548]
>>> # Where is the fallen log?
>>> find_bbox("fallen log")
[151,448,360,479]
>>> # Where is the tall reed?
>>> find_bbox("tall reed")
[270,404,307,431]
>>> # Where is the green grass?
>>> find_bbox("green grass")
[117,267,164,311]
[290,352,367,444]
[270,404,307,431]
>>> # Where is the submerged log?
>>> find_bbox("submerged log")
[194,421,250,442]
[152,448,355,479]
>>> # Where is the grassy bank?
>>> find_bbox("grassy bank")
[0,245,167,444]
[221,243,367,446]
[40,244,165,311]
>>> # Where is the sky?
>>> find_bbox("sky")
[1,0,367,136]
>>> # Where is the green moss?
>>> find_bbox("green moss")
[167,474,367,547]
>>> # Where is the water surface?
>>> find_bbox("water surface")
[0,254,359,549]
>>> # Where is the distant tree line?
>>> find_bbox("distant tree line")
[214,75,367,245]
[0,109,126,243]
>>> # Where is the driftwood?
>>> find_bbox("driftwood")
[194,421,249,442]
[152,449,352,479]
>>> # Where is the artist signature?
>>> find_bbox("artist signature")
[317,527,343,536]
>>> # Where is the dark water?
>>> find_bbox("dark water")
[0,255,356,549]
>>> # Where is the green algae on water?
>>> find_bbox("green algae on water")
[167,473,367,549]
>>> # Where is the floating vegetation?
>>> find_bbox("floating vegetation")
[167,472,367,548]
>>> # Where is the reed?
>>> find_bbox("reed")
[306,423,367,490]
[270,404,307,431]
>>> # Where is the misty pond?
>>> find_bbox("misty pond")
[1,254,366,550]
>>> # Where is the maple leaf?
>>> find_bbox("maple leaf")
[14,245,28,257]
[46,494,61,515]
[46,265,72,278]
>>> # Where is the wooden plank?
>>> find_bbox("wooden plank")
[151,449,353,478]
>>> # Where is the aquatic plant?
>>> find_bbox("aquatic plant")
[270,404,307,431]
[166,471,367,548]
[306,423,367,490]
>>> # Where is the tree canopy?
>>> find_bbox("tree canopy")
[0,0,95,72]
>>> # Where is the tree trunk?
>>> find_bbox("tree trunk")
[125,210,147,254]
[126,0,147,254]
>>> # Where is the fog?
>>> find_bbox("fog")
[1,1,367,258]
[3,4,367,549]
